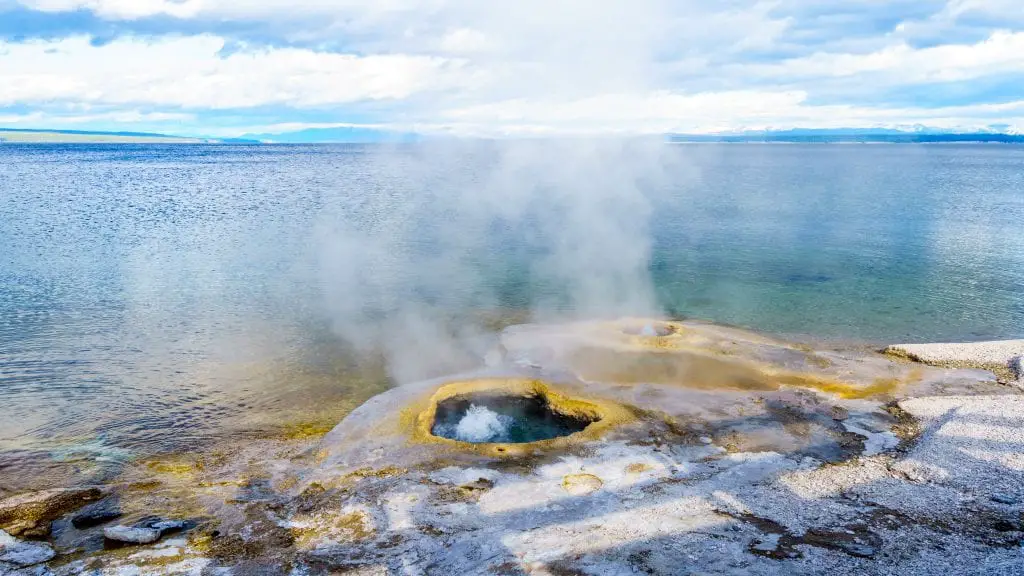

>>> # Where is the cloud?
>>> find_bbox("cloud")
[434,91,1024,135]
[19,0,202,19]
[745,29,1024,83]
[441,91,810,134]
[0,109,195,127]
[927,0,1024,26]
[438,28,488,53]
[3,1,1024,134]
[0,35,464,109]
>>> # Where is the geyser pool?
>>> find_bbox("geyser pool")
[622,322,678,337]
[431,394,597,444]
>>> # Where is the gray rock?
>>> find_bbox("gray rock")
[0,488,103,537]
[1,566,55,576]
[1011,356,1023,381]
[103,519,185,545]
[70,499,121,530]
[991,494,1018,505]
[0,530,55,568]
[102,525,161,545]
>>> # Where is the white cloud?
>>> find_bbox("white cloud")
[5,1,1024,134]
[435,91,1024,135]
[442,91,810,133]
[0,110,195,125]
[935,0,1024,23]
[439,28,489,53]
[0,35,464,109]
[1,2,802,107]
[19,0,204,19]
[16,0,453,21]
[751,30,1024,82]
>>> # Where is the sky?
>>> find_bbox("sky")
[1,0,1023,137]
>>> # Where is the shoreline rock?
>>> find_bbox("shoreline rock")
[0,530,55,570]
[70,498,122,530]
[0,488,103,538]
[103,519,186,545]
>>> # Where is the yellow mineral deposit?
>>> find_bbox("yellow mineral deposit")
[565,318,918,400]
[561,473,604,496]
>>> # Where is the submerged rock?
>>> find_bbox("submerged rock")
[0,529,55,568]
[0,488,103,538]
[103,519,185,545]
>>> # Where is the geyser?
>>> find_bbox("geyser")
[431,395,596,444]
[415,379,633,451]
[622,322,677,338]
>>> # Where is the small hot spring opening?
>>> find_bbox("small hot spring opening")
[622,322,677,337]
[431,394,598,444]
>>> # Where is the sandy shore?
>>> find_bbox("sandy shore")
[2,320,1023,575]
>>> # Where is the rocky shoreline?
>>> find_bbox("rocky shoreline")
[2,319,1023,575]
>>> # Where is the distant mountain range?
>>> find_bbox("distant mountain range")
[4,126,1024,144]
[239,126,419,143]
[668,127,1024,143]
[0,128,258,144]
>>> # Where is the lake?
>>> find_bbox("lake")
[1,142,1022,486]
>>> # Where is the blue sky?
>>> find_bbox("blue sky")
[1,0,1023,137]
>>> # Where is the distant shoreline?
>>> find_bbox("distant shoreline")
[0,129,258,144]
[669,135,1024,144]
[4,127,1024,145]
[5,139,1024,146]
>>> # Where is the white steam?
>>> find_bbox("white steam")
[315,139,684,383]
[311,4,691,384]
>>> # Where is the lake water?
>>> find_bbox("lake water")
[2,142,1022,486]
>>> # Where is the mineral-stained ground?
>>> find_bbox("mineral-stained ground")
[3,319,1022,576]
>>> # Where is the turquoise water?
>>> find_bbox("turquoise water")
[432,397,592,444]
[1,143,1022,473]
[652,144,1024,341]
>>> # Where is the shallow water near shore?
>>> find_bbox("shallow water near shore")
[2,143,1024,490]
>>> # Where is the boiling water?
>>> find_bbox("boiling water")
[431,396,594,443]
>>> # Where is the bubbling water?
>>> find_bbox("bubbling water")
[621,322,677,337]
[452,405,513,443]
[430,394,596,444]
